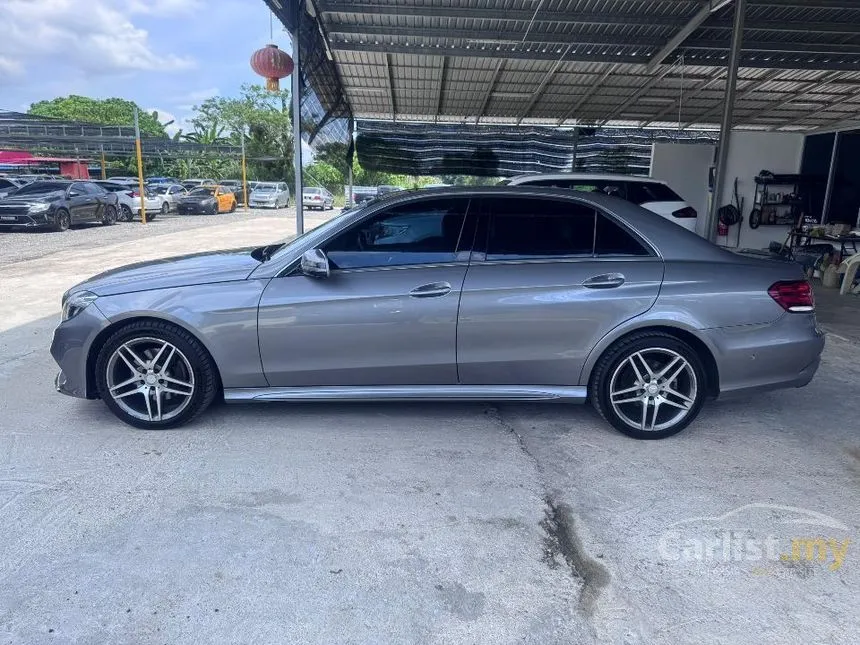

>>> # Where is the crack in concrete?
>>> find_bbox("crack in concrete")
[484,405,610,613]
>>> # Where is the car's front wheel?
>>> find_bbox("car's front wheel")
[590,331,706,439]
[53,209,71,232]
[161,202,169,215]
[95,321,219,429]
[101,205,117,225]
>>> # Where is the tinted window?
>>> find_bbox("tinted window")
[625,182,682,204]
[189,188,215,196]
[82,183,105,195]
[526,179,627,199]
[324,198,469,270]
[0,179,16,190]
[483,197,595,259]
[594,214,650,256]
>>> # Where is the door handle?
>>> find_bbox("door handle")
[409,282,452,298]
[582,273,626,289]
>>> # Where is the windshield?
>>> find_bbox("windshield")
[12,181,68,195]
[256,183,277,191]
[189,188,215,196]
[303,188,320,194]
[151,186,170,194]
[267,208,357,262]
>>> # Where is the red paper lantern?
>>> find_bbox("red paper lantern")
[250,44,294,92]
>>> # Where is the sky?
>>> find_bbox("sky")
[0,0,292,137]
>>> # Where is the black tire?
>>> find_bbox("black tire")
[229,200,236,213]
[101,205,117,226]
[119,204,133,222]
[589,331,707,440]
[161,202,169,215]
[94,320,219,430]
[53,209,71,232]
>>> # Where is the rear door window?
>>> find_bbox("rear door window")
[481,197,596,260]
[594,214,651,256]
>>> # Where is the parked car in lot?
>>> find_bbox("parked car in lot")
[176,186,237,215]
[219,180,246,205]
[250,182,290,208]
[149,183,188,212]
[94,181,167,221]
[505,173,698,233]
[377,184,403,197]
[0,180,117,231]
[52,187,824,438]
[182,178,217,191]
[303,186,334,210]
[107,176,138,185]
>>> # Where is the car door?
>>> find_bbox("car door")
[456,196,663,386]
[67,182,97,222]
[257,196,475,386]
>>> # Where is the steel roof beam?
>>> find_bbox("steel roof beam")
[435,56,447,122]
[708,19,860,34]
[771,86,860,129]
[598,65,676,126]
[646,0,734,71]
[384,53,396,121]
[555,63,620,126]
[745,70,844,121]
[476,60,505,124]
[640,68,726,126]
[683,68,784,125]
[320,3,687,26]
[517,50,570,124]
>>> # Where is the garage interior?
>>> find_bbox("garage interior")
[269,0,860,339]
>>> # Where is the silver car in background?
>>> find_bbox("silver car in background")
[303,186,334,210]
[51,187,823,439]
[149,183,188,212]
[250,182,290,208]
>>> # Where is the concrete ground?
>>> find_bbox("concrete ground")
[0,215,858,645]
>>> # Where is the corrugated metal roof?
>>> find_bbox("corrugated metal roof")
[291,0,860,130]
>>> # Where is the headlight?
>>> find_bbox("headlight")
[61,291,98,322]
[28,202,50,213]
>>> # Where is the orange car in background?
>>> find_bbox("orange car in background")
[176,185,238,215]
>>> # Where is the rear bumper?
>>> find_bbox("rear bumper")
[703,312,825,398]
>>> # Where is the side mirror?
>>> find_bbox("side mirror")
[301,248,330,278]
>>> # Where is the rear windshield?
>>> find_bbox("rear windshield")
[303,188,321,194]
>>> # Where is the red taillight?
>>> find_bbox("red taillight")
[672,206,697,219]
[126,191,135,197]
[768,280,814,312]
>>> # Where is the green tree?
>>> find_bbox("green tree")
[304,161,344,194]
[186,84,293,180]
[29,96,167,137]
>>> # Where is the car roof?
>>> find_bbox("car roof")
[508,173,669,185]
[370,185,731,263]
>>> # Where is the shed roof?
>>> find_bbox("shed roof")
[273,0,860,131]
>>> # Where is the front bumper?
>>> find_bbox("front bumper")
[50,303,111,399]
[0,211,54,227]
[177,202,213,214]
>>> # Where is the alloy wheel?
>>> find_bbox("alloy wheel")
[608,348,697,433]
[105,337,195,422]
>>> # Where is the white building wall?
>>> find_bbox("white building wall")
[716,131,805,250]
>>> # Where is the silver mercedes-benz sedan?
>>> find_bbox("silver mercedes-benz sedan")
[51,187,824,439]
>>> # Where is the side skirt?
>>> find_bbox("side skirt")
[223,385,587,403]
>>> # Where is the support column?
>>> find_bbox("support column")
[821,132,840,225]
[291,1,303,234]
[706,0,745,242]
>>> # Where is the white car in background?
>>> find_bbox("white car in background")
[250,182,290,208]
[505,173,698,233]
[95,181,168,222]
[149,183,188,211]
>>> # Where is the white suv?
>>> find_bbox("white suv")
[505,173,697,233]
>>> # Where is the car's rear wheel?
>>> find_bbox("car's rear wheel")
[590,331,706,439]
[95,321,219,429]
[119,204,133,222]
[101,205,117,225]
[54,209,71,232]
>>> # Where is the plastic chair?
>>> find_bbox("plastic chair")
[839,252,860,295]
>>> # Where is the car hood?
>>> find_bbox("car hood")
[71,248,262,297]
[0,191,63,205]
